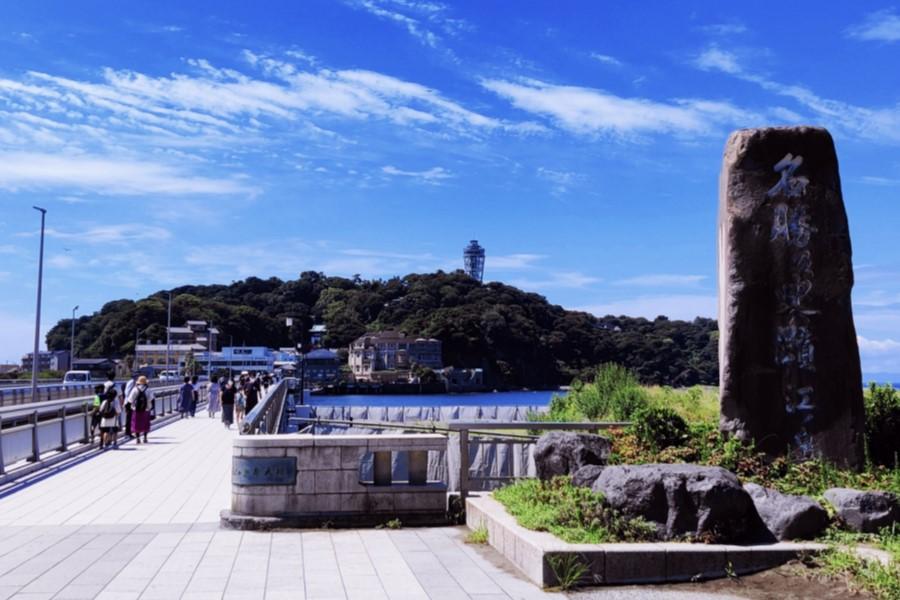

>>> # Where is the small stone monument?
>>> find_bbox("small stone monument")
[718,126,865,468]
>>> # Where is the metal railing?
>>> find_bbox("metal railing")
[241,378,293,435]
[0,379,171,407]
[0,384,206,479]
[447,421,629,500]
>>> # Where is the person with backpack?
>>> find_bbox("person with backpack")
[98,384,121,449]
[242,374,260,414]
[178,376,193,418]
[127,375,154,444]
[89,384,104,444]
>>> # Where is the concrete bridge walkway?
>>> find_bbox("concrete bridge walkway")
[0,415,562,600]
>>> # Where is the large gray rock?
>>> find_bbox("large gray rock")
[718,126,866,468]
[824,488,900,533]
[533,431,610,481]
[592,464,758,542]
[572,464,605,488]
[744,482,828,540]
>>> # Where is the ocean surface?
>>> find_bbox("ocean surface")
[298,389,560,406]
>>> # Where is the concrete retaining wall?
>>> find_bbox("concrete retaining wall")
[225,433,449,528]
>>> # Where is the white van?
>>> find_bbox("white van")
[63,370,93,384]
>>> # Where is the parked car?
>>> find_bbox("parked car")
[63,370,93,384]
[158,370,179,381]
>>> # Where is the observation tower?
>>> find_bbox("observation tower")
[463,240,485,282]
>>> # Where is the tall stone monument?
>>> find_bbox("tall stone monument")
[718,126,865,468]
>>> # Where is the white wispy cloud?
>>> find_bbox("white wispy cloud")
[536,167,580,195]
[481,77,760,137]
[859,175,900,186]
[846,9,900,42]
[614,274,707,287]
[699,23,748,36]
[578,294,717,321]
[590,53,622,67]
[344,0,467,48]
[44,224,173,244]
[0,152,255,196]
[381,165,453,182]
[692,45,900,144]
[489,254,546,269]
[509,271,601,290]
[858,335,900,353]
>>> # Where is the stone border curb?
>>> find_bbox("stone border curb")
[466,493,829,588]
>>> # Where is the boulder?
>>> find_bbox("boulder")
[718,126,865,468]
[824,488,900,533]
[572,465,605,488]
[592,464,758,542]
[744,482,828,540]
[533,431,611,481]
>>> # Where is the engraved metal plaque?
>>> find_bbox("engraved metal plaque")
[232,456,297,486]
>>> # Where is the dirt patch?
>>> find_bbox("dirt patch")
[570,560,874,599]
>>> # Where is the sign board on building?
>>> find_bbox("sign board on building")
[232,457,297,486]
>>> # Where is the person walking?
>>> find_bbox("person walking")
[235,375,247,425]
[127,375,153,444]
[190,375,199,417]
[89,384,104,444]
[243,374,260,414]
[207,375,221,418]
[178,376,193,419]
[221,379,235,429]
[98,383,120,449]
[122,372,138,439]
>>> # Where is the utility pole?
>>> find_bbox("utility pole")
[70,304,79,368]
[207,321,213,378]
[165,291,172,376]
[30,206,47,403]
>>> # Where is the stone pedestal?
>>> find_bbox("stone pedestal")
[718,126,865,468]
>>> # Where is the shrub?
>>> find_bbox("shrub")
[630,406,689,451]
[568,363,649,421]
[865,383,900,468]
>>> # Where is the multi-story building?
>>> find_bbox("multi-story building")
[135,320,220,374]
[348,331,442,381]
[189,346,275,376]
[304,349,341,385]
[21,350,71,373]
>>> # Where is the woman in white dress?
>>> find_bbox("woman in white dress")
[207,375,221,418]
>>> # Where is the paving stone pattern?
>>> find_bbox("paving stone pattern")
[0,416,561,599]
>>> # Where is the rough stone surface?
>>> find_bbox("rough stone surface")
[533,431,611,481]
[744,482,828,540]
[824,488,900,533]
[592,464,758,542]
[572,464,605,488]
[718,126,865,467]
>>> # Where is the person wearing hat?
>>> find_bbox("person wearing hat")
[126,375,154,444]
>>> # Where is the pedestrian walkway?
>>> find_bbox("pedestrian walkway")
[0,416,561,600]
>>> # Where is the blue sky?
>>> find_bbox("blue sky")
[1,1,899,376]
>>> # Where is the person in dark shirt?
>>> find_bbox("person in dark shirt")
[242,376,260,413]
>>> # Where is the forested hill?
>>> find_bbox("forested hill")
[47,271,718,388]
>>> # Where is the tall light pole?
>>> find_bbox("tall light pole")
[164,291,172,376]
[70,304,79,367]
[30,206,47,402]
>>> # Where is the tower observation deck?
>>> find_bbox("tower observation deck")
[463,240,485,282]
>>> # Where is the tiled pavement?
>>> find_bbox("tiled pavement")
[0,415,562,600]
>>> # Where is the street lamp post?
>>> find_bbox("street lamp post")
[30,206,47,403]
[164,291,172,377]
[70,304,79,368]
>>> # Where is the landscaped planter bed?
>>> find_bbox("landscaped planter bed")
[466,493,828,588]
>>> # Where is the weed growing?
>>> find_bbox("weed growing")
[465,524,489,545]
[493,476,656,544]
